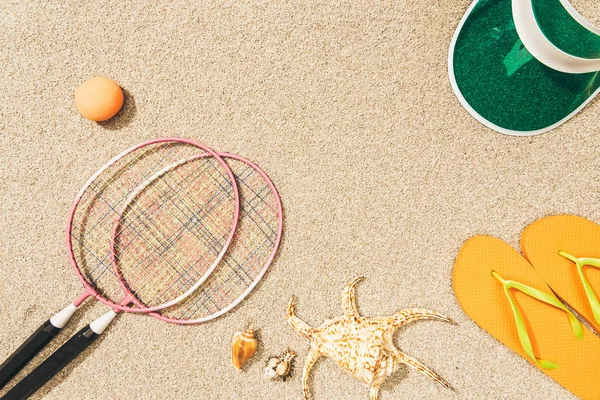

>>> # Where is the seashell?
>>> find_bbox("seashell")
[264,349,296,381]
[231,329,258,370]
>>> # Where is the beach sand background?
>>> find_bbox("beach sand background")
[1,0,599,398]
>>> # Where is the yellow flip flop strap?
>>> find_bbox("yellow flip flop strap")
[492,271,583,370]
[559,251,600,326]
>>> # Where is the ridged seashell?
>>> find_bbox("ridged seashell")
[264,349,296,381]
[231,329,258,370]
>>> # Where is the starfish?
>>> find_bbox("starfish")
[286,276,454,400]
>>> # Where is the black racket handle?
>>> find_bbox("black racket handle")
[0,320,61,389]
[1,325,98,400]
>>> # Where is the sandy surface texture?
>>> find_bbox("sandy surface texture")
[1,0,599,399]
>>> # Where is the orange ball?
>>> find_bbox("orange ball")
[74,76,124,122]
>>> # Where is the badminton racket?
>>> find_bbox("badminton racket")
[3,152,282,399]
[0,138,239,395]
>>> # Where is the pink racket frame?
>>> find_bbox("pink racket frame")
[150,152,283,325]
[65,138,241,313]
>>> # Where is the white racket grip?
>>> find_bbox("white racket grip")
[89,310,118,335]
[49,303,78,329]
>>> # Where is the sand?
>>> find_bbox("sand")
[1,0,599,398]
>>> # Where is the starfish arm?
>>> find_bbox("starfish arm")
[393,308,454,328]
[342,275,365,318]
[286,297,316,337]
[394,352,451,390]
[369,381,383,400]
[302,346,321,400]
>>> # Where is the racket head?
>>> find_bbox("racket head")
[150,153,283,324]
[66,138,240,313]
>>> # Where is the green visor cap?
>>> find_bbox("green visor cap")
[449,0,600,135]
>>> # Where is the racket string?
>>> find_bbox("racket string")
[161,159,281,321]
[114,159,235,305]
[70,142,237,308]
[123,175,231,288]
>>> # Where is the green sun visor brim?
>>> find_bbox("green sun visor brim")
[449,0,600,135]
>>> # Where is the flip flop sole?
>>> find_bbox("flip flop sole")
[453,235,600,399]
[521,215,600,330]
[449,0,600,135]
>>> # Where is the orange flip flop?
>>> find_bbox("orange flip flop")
[453,235,600,399]
[521,215,600,331]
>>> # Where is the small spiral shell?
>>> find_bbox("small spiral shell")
[231,329,258,370]
[264,349,296,380]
